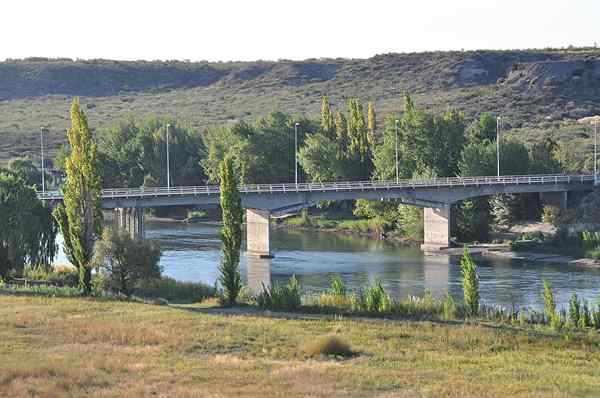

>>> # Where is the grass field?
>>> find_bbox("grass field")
[2,294,600,397]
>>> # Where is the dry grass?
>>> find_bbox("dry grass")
[2,294,600,396]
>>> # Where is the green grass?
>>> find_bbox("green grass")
[2,294,600,396]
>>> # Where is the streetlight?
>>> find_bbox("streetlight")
[577,116,600,185]
[294,122,300,185]
[496,115,501,178]
[394,119,399,183]
[166,123,171,190]
[40,126,47,196]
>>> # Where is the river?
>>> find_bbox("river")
[55,221,600,311]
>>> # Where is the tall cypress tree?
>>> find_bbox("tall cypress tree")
[218,156,243,305]
[53,98,102,294]
[320,96,334,138]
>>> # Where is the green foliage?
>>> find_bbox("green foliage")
[23,265,79,287]
[297,133,346,182]
[135,277,214,304]
[8,157,51,188]
[454,199,491,242]
[442,292,457,320]
[256,275,302,310]
[329,275,346,297]
[0,171,58,279]
[203,112,316,184]
[94,229,162,298]
[579,301,591,328]
[218,156,243,305]
[459,137,529,177]
[303,335,354,357]
[460,247,479,316]
[542,280,556,324]
[98,118,206,188]
[569,293,581,327]
[528,135,561,174]
[320,96,334,138]
[397,205,424,241]
[490,194,515,230]
[467,113,497,142]
[53,98,102,294]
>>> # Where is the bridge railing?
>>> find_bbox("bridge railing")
[37,174,594,201]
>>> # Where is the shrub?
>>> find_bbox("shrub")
[135,277,213,303]
[303,335,353,357]
[460,247,479,316]
[329,275,346,296]
[579,300,591,328]
[362,281,390,313]
[256,275,301,310]
[542,280,556,324]
[569,293,581,327]
[442,292,457,320]
[94,229,162,298]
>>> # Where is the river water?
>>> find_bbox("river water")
[55,221,600,311]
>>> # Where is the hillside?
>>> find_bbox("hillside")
[1,48,600,164]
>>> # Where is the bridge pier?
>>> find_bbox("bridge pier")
[113,207,145,239]
[421,205,451,251]
[246,208,273,258]
[539,191,568,210]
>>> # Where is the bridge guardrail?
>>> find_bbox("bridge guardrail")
[37,174,595,201]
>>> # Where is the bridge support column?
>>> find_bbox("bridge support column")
[539,191,568,211]
[113,208,145,239]
[421,205,451,252]
[246,208,273,258]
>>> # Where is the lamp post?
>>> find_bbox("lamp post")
[496,115,501,178]
[294,122,300,186]
[40,126,47,196]
[577,116,600,185]
[166,123,171,190]
[394,119,399,183]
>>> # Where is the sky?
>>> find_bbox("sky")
[2,0,599,62]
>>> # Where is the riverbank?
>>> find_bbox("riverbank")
[2,294,600,397]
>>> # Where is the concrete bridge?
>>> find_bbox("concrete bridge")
[39,174,596,256]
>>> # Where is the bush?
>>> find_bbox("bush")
[256,275,301,310]
[303,335,354,357]
[135,277,213,303]
[94,229,162,298]
[329,275,346,296]
[23,264,79,287]
[460,247,479,316]
[542,280,556,324]
[569,294,581,327]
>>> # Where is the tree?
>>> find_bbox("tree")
[320,96,334,138]
[98,117,206,188]
[219,156,243,305]
[528,135,561,174]
[467,113,497,142]
[8,157,51,188]
[203,112,316,184]
[0,172,57,279]
[94,229,162,297]
[542,280,556,324]
[53,98,102,294]
[460,247,479,316]
[347,99,369,160]
[298,133,346,182]
[367,102,376,147]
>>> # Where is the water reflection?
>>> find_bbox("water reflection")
[53,220,600,311]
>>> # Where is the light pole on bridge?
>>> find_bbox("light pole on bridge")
[166,123,171,190]
[40,126,48,197]
[395,119,399,183]
[496,115,501,178]
[578,115,600,185]
[294,122,300,186]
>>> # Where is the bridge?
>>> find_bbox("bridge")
[39,174,596,256]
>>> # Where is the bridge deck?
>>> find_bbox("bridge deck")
[38,174,595,202]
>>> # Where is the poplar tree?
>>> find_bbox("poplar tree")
[460,247,480,316]
[347,99,368,159]
[335,111,349,156]
[367,102,376,146]
[218,156,243,305]
[53,98,102,294]
[320,96,334,137]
